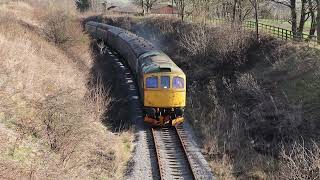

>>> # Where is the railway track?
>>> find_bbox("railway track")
[152,126,214,180]
[103,47,213,180]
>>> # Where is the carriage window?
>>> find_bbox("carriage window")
[173,77,184,89]
[146,77,158,88]
[161,76,170,89]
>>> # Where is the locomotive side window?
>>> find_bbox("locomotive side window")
[160,76,170,89]
[146,77,158,88]
[173,77,184,89]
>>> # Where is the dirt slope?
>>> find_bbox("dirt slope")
[0,2,132,179]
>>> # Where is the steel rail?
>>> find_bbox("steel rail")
[151,128,165,180]
[151,126,196,180]
[175,126,197,179]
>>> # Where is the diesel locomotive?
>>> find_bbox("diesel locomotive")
[85,21,186,126]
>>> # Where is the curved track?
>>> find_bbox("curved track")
[99,45,214,180]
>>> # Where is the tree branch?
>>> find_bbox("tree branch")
[269,0,292,8]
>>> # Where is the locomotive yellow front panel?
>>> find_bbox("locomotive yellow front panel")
[143,73,186,108]
[144,90,186,108]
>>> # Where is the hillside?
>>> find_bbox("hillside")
[100,15,320,179]
[0,1,132,179]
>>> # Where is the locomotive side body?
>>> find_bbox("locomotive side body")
[85,21,186,126]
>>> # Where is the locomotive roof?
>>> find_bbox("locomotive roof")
[86,21,100,27]
[118,30,138,42]
[140,51,184,74]
[129,37,156,57]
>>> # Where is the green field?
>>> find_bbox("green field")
[258,19,315,35]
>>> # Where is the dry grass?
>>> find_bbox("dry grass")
[280,142,320,180]
[0,1,132,179]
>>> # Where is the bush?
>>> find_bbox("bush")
[179,23,212,57]
[280,142,320,180]
[42,10,71,45]
[75,0,90,12]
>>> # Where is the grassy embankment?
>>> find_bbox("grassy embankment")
[0,1,132,179]
[102,15,320,180]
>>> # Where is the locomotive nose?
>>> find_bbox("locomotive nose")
[144,90,186,108]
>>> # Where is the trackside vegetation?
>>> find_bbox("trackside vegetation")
[103,15,320,179]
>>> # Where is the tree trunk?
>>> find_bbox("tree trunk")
[172,0,174,14]
[317,0,320,43]
[141,0,145,15]
[249,0,259,40]
[298,0,307,39]
[290,0,298,38]
[238,0,242,22]
[181,1,185,21]
[308,0,316,39]
[174,0,185,21]
[254,0,259,40]
[232,0,238,22]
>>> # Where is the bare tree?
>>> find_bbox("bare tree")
[190,0,212,20]
[316,0,320,43]
[174,0,187,21]
[308,0,317,39]
[225,0,255,23]
[133,0,145,14]
[249,0,259,40]
[145,0,158,13]
[134,0,158,14]
[297,0,309,39]
[270,0,298,37]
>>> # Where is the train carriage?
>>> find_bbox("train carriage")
[85,21,186,126]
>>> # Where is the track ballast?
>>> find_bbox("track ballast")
[152,126,214,180]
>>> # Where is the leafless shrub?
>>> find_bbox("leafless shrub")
[147,16,177,35]
[280,142,320,180]
[106,16,134,31]
[87,73,112,121]
[212,25,253,61]
[236,73,262,97]
[116,16,132,31]
[210,154,236,180]
[179,24,212,56]
[42,10,71,45]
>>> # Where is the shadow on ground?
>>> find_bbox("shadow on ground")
[87,41,134,132]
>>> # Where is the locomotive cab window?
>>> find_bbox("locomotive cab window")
[161,76,170,89]
[173,77,184,89]
[146,77,158,88]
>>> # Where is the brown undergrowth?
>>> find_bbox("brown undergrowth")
[0,2,132,179]
[101,15,320,179]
